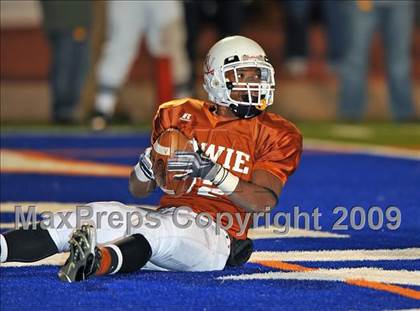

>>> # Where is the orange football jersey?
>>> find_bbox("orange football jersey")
[152,98,302,239]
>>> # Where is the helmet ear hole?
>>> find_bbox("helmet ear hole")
[210,77,221,88]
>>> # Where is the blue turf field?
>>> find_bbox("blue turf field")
[1,132,419,310]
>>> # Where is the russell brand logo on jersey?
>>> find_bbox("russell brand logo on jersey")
[180,113,192,122]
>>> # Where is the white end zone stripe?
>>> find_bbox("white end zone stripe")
[0,202,159,213]
[0,223,15,229]
[1,252,68,267]
[247,226,349,239]
[1,246,419,269]
[219,267,420,287]
[250,248,420,262]
[153,141,170,156]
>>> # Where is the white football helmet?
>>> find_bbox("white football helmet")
[203,36,275,119]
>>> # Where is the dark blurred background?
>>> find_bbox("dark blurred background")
[1,0,419,126]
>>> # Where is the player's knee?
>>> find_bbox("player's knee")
[116,234,152,273]
[226,238,253,267]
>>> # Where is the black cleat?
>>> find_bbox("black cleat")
[58,225,100,282]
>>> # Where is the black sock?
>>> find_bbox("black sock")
[118,234,152,273]
[2,224,58,262]
[96,234,152,275]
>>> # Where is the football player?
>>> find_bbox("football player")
[0,36,302,282]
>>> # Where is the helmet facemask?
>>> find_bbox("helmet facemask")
[221,60,275,118]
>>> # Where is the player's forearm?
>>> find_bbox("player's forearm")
[129,170,156,198]
[227,179,277,213]
[208,167,280,213]
[167,148,281,212]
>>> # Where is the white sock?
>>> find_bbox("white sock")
[0,234,8,263]
[106,244,123,274]
[95,92,117,116]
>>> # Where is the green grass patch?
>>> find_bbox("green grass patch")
[296,121,420,147]
[1,121,419,148]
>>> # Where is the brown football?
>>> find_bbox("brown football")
[151,128,195,196]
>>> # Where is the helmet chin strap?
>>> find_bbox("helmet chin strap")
[214,93,266,119]
[228,104,262,119]
[224,93,266,119]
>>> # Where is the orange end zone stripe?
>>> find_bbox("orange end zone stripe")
[256,260,317,272]
[256,260,420,301]
[345,279,420,300]
[1,149,131,177]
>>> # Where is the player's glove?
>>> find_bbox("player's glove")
[167,147,240,195]
[134,147,154,182]
[167,150,220,181]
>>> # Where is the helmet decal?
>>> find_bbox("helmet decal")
[241,55,267,62]
[204,55,215,76]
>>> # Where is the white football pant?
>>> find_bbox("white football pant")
[46,201,230,272]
